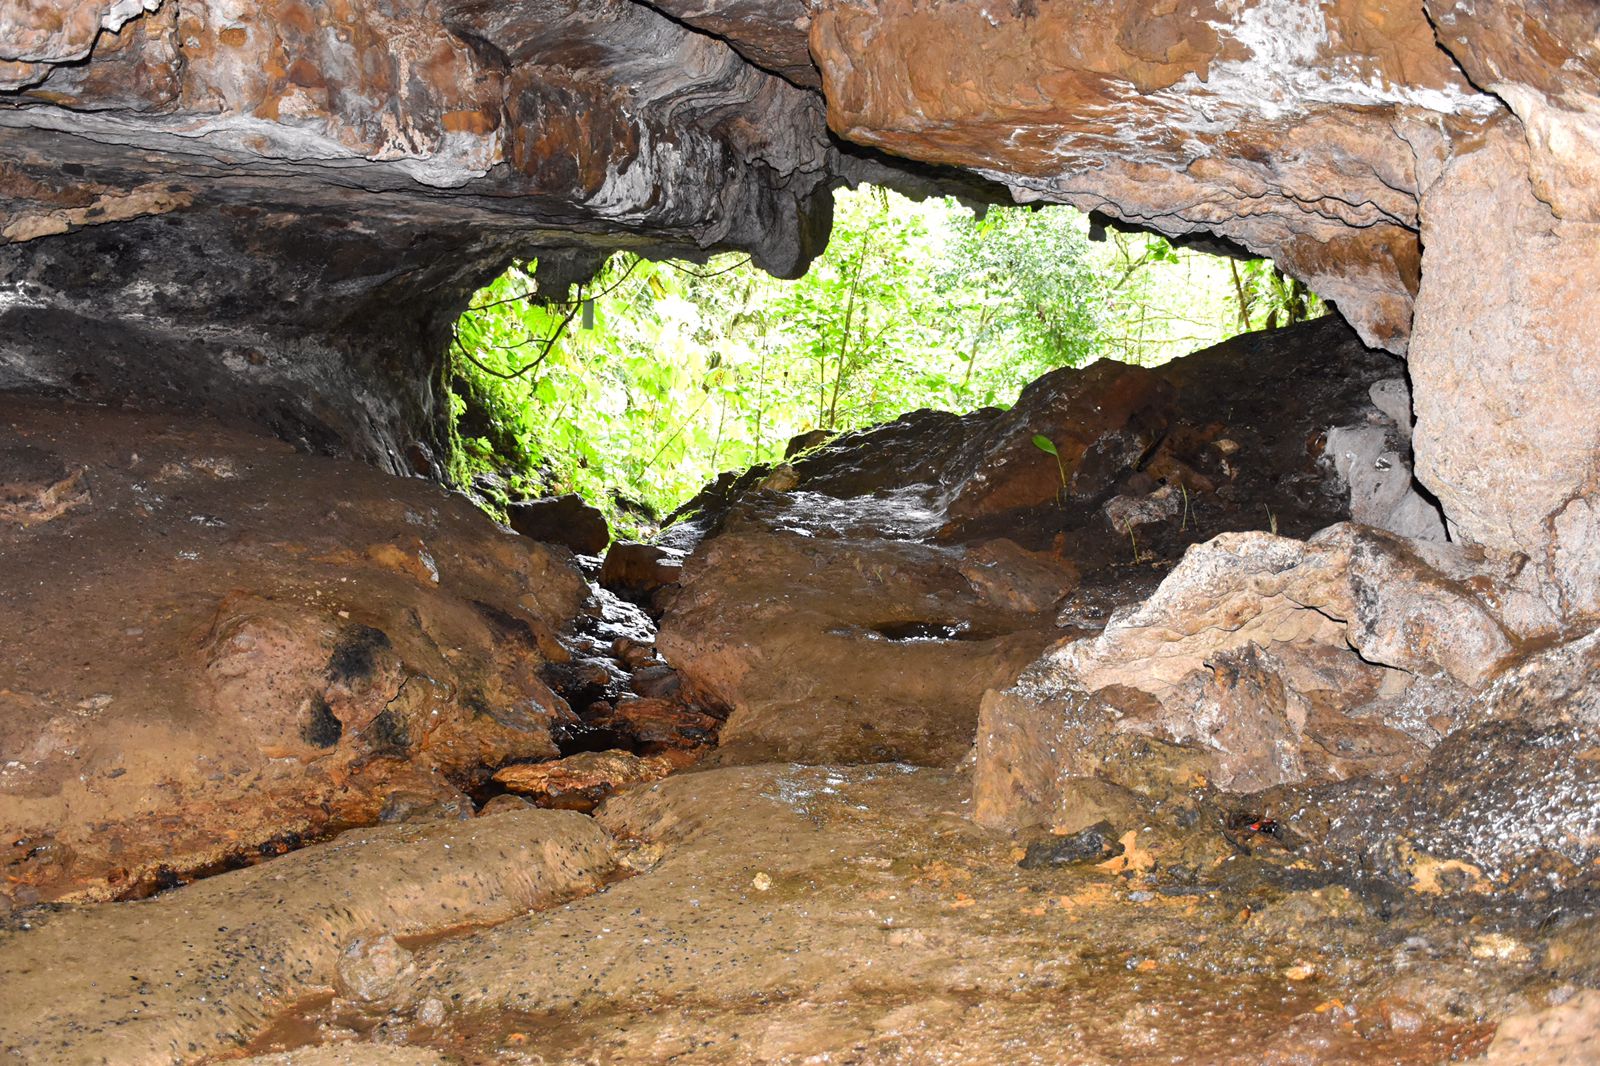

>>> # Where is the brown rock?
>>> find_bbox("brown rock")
[1479,991,1600,1065]
[660,528,1056,766]
[494,750,679,812]
[810,0,1499,352]
[958,538,1079,614]
[0,444,89,526]
[476,793,533,817]
[0,399,586,905]
[507,494,611,556]
[597,697,723,751]
[601,541,686,597]
[0,809,615,1064]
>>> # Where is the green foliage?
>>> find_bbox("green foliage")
[1031,433,1067,502]
[446,186,1327,537]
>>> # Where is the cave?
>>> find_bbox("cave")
[2,1,1599,1063]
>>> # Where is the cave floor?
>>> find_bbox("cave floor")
[222,764,1536,1065]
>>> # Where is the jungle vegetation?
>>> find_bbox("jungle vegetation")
[448,186,1324,536]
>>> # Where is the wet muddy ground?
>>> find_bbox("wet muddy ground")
[215,765,1558,1065]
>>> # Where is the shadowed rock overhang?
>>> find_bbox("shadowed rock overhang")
[2,0,1599,612]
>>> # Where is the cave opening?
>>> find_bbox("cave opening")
[446,184,1327,540]
[5,0,1600,1059]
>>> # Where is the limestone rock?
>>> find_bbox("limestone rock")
[664,320,1407,769]
[0,443,88,526]
[238,1049,452,1066]
[1272,630,1600,898]
[1324,376,1446,542]
[0,0,837,466]
[810,0,1501,353]
[1479,991,1600,1066]
[1059,524,1522,697]
[0,808,616,1064]
[493,750,681,812]
[507,493,611,556]
[973,515,1569,833]
[335,934,418,1005]
[1408,123,1600,619]
[0,398,588,905]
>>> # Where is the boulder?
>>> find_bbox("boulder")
[663,320,1415,769]
[0,398,588,905]
[507,493,611,556]
[601,541,686,599]
[493,749,682,812]
[975,517,1571,846]
[1058,525,1530,699]
[660,527,1059,766]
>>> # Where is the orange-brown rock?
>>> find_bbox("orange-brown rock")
[661,320,1410,768]
[808,0,1498,353]
[0,396,588,905]
[2,0,1598,616]
[601,541,687,600]
[493,749,685,811]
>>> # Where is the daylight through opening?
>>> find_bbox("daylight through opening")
[448,185,1326,537]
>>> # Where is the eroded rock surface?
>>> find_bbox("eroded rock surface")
[977,522,1598,899]
[660,318,1413,767]
[219,765,1570,1063]
[0,808,615,1065]
[0,396,599,905]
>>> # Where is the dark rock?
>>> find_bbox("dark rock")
[1018,821,1124,869]
[631,664,683,700]
[508,494,610,556]
[601,541,685,599]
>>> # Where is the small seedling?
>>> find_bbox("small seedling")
[1265,506,1279,536]
[1032,434,1067,502]
[1129,525,1142,564]
[1179,483,1194,534]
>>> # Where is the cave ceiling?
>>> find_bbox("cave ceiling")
[0,1,1597,472]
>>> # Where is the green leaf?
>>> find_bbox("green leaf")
[1031,434,1059,457]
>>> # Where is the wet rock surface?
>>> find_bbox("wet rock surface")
[0,397,710,907]
[1,319,1597,1060]
[660,318,1409,767]
[217,765,1570,1064]
[2,0,1599,1057]
[0,808,616,1064]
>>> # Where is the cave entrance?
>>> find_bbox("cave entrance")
[448,185,1325,539]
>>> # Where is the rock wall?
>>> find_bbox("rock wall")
[1408,122,1600,619]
